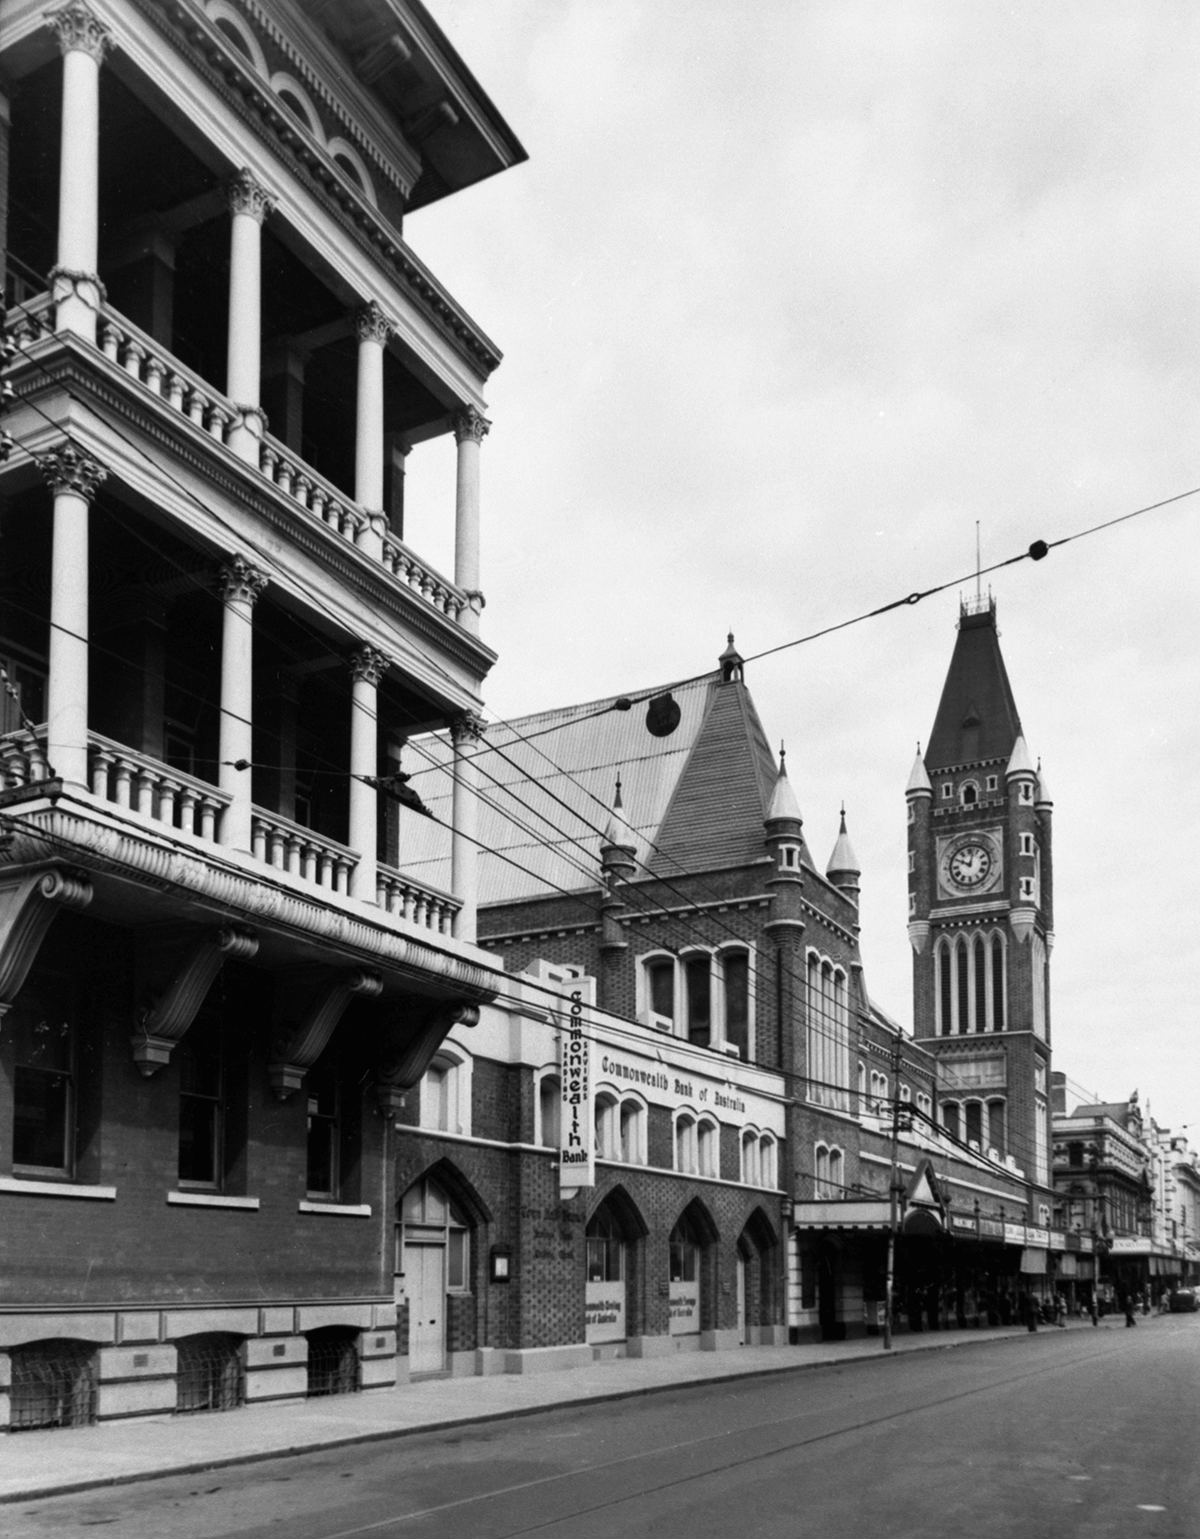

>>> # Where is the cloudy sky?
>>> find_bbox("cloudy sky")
[402,2,1200,1134]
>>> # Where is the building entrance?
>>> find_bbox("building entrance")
[397,1177,470,1375]
[585,1203,626,1344]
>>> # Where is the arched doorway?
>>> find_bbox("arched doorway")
[737,1208,780,1344]
[669,1206,715,1338]
[585,1202,627,1345]
[396,1176,470,1374]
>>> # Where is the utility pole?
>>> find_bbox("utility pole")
[883,1032,905,1351]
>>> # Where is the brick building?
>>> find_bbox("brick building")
[0,0,524,1430]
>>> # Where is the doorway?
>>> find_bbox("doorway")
[397,1177,470,1375]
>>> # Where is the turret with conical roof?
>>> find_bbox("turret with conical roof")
[826,806,861,906]
[763,747,805,937]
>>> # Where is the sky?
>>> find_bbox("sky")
[401,1,1200,1135]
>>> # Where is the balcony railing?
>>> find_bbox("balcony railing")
[0,726,462,935]
[6,294,469,627]
[376,862,461,935]
[89,732,229,843]
[250,808,356,895]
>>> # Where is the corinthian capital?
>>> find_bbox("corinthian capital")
[46,0,114,62]
[226,168,275,224]
[218,555,268,606]
[450,711,486,746]
[452,407,490,446]
[350,644,390,685]
[36,442,108,501]
[355,301,394,346]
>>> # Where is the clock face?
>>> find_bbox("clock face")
[948,842,992,889]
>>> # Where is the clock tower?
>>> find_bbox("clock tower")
[906,597,1055,1216]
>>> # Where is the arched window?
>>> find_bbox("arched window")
[205,2,267,74]
[760,1136,777,1189]
[719,947,751,1058]
[642,954,676,1031]
[328,137,378,206]
[964,1101,983,1150]
[669,1212,704,1283]
[741,1129,759,1186]
[815,1143,831,1198]
[942,1102,960,1141]
[987,1099,1006,1156]
[594,1093,619,1161]
[420,1048,471,1136]
[683,953,713,1047]
[537,1072,561,1148]
[991,932,1006,1030]
[619,1099,646,1164]
[674,1113,697,1174]
[960,781,978,806]
[829,1147,844,1196]
[586,1204,623,1283]
[973,934,987,1031]
[807,952,850,1110]
[697,1119,718,1178]
[937,940,952,1036]
[857,1060,867,1099]
[955,937,970,1034]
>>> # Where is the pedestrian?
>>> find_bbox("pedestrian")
[1088,1293,1098,1327]
[1024,1291,1038,1332]
[1123,1293,1137,1328]
[1055,1291,1067,1327]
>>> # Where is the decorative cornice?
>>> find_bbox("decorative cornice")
[452,407,490,446]
[46,0,114,62]
[355,301,394,346]
[35,441,108,500]
[350,644,390,686]
[218,554,268,605]
[226,167,275,223]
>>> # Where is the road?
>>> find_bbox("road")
[6,1319,1198,1539]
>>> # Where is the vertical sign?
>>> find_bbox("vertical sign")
[560,988,593,1194]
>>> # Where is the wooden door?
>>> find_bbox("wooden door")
[406,1244,446,1373]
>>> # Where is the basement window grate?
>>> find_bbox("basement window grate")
[175,1333,244,1414]
[10,1340,98,1432]
[306,1328,360,1398]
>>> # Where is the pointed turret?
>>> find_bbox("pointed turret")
[764,746,805,934]
[1006,734,1036,780]
[765,748,802,827]
[719,632,744,684]
[1035,760,1053,807]
[599,777,638,882]
[826,807,861,904]
[906,745,932,798]
[925,599,1022,771]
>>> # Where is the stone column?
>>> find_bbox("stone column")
[354,302,392,562]
[450,713,483,943]
[217,556,266,851]
[48,0,113,342]
[35,443,107,788]
[348,644,388,901]
[225,168,274,463]
[452,408,488,634]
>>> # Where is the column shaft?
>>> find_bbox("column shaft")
[348,647,387,901]
[218,558,265,851]
[451,718,481,942]
[452,409,488,635]
[37,444,106,788]
[225,170,273,463]
[355,304,391,562]
[50,4,112,341]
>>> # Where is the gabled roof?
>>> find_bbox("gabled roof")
[395,667,803,905]
[926,602,1023,771]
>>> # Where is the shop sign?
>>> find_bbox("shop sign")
[1065,1232,1081,1252]
[949,1211,979,1235]
[560,990,593,1193]
[1078,1234,1094,1253]
[978,1217,1005,1239]
[585,1283,625,1344]
[1004,1223,1027,1246]
[1048,1231,1066,1252]
[1109,1237,1152,1255]
[596,1052,754,1123]
[669,1281,699,1335]
[1026,1226,1050,1248]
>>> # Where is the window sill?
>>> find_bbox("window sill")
[166,1191,260,1210]
[298,1200,372,1217]
[0,1176,116,1200]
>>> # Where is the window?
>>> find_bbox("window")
[619,1099,645,1164]
[991,933,1006,1030]
[985,775,998,792]
[1038,1203,1050,1229]
[857,1060,866,1099]
[278,87,316,132]
[1031,932,1047,1038]
[900,1082,912,1103]
[176,1334,243,1414]
[645,957,675,1029]
[586,1205,623,1283]
[669,1215,701,1283]
[1019,782,1034,804]
[937,939,952,1035]
[595,1094,619,1160]
[419,1049,471,1136]
[1067,1141,1084,1167]
[398,1178,470,1291]
[697,1119,718,1178]
[178,1024,223,1187]
[537,1073,561,1148]
[0,649,46,734]
[1019,877,1035,901]
[327,138,378,206]
[965,1101,983,1150]
[941,782,954,799]
[684,955,712,1047]
[987,1099,1006,1156]
[720,950,750,1057]
[829,1147,844,1196]
[674,1114,698,1174]
[960,781,978,806]
[306,1058,338,1198]
[806,953,850,1111]
[1019,833,1035,856]
[942,1102,961,1141]
[10,1340,97,1429]
[741,1129,759,1186]
[760,1136,777,1189]
[11,971,75,1175]
[907,851,915,872]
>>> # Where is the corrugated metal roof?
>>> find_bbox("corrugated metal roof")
[394,674,722,904]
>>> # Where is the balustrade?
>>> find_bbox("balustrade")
[376,862,461,935]
[88,732,228,841]
[250,808,356,894]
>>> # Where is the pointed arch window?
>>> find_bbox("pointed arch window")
[964,1101,983,1150]
[955,938,970,1034]
[990,932,1006,1030]
[937,940,952,1036]
[973,934,987,1032]
[942,1102,960,1141]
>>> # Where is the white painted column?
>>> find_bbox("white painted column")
[450,713,483,942]
[225,169,274,463]
[49,1,113,342]
[348,645,388,901]
[36,443,106,788]
[217,556,266,851]
[452,408,489,634]
[354,302,392,563]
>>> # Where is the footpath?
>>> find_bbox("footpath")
[0,1314,1142,1503]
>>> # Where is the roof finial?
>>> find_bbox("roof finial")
[719,632,744,683]
[779,740,787,772]
[614,773,624,808]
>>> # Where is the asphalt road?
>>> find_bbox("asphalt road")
[7,1319,1199,1539]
